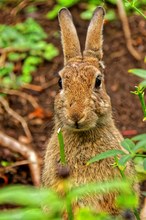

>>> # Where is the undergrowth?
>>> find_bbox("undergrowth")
[0,18,58,89]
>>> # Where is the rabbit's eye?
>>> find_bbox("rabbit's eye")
[58,77,62,89]
[95,77,101,88]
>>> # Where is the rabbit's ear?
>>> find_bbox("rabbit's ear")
[84,7,105,60]
[58,8,81,65]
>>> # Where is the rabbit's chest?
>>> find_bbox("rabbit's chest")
[65,142,115,184]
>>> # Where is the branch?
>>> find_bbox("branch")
[0,131,41,186]
[0,160,30,173]
[0,88,39,109]
[117,0,142,60]
[0,97,32,141]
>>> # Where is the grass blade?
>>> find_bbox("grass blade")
[57,128,66,165]
[87,149,125,165]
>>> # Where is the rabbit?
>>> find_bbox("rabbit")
[42,6,138,216]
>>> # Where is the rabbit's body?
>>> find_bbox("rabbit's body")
[42,120,124,213]
[42,7,137,215]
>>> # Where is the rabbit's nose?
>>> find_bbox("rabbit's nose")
[71,113,80,122]
[70,113,85,124]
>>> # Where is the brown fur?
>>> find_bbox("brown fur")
[42,7,137,215]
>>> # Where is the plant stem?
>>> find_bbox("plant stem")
[137,90,146,120]
[115,156,126,179]
[135,154,146,158]
[132,5,146,19]
[66,197,74,220]
[134,208,140,220]
[57,128,66,165]
[124,0,146,19]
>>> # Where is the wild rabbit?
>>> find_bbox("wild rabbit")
[42,6,137,215]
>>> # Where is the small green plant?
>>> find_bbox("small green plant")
[47,0,80,20]
[47,0,117,21]
[131,86,146,121]
[0,18,59,89]
[0,179,136,220]
[57,128,66,165]
[0,129,139,220]
[88,136,146,178]
[129,68,146,88]
[124,0,146,19]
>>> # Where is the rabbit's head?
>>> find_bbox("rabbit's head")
[55,7,112,131]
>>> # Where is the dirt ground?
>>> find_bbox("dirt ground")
[0,2,146,186]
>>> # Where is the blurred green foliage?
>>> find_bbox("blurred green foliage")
[0,18,59,89]
[46,0,146,21]
[0,179,137,220]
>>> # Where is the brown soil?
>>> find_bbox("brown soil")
[0,2,146,186]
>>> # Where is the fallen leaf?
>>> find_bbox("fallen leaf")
[28,107,52,119]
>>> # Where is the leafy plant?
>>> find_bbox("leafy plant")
[129,68,146,88]
[0,18,59,89]
[88,136,146,179]
[124,0,146,19]
[0,179,136,220]
[47,0,80,20]
[57,127,66,165]
[131,86,146,121]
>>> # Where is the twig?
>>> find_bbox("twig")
[0,88,39,109]
[0,47,29,66]
[41,77,58,90]
[11,0,28,16]
[22,77,58,92]
[0,97,32,141]
[117,0,142,60]
[22,83,44,92]
[0,131,40,186]
[0,160,30,173]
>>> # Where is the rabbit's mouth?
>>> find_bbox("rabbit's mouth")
[64,118,97,132]
[64,124,91,132]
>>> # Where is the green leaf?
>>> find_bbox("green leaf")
[46,5,62,20]
[121,138,135,153]
[22,63,36,75]
[134,157,146,175]
[116,193,138,209]
[43,44,59,61]
[76,208,110,220]
[133,139,146,152]
[80,10,93,20]
[118,155,132,167]
[2,77,14,88]
[1,161,12,167]
[57,0,79,7]
[140,80,146,88]
[105,10,117,21]
[87,149,125,165]
[0,208,48,220]
[57,128,66,165]
[18,75,32,84]
[24,56,42,65]
[0,63,14,77]
[129,69,146,79]
[143,158,146,170]
[8,52,23,62]
[0,185,62,209]
[132,133,146,141]
[106,0,117,4]
[68,179,131,201]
